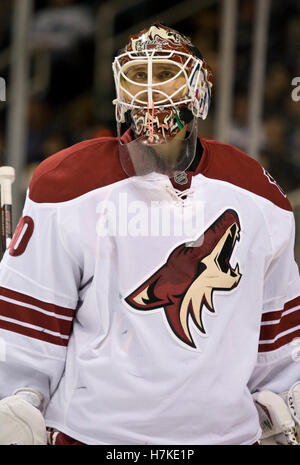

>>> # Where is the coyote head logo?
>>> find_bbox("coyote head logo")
[125,209,242,348]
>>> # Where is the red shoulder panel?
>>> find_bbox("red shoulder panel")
[29,137,128,203]
[198,139,292,212]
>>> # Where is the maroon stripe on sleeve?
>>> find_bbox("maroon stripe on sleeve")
[0,300,72,336]
[0,287,74,317]
[259,309,300,342]
[0,319,69,346]
[259,296,300,352]
[262,296,300,322]
[284,296,300,311]
[261,309,284,323]
[259,328,300,352]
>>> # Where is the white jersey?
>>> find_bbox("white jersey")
[0,136,299,445]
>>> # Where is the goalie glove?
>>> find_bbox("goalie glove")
[0,388,47,445]
[253,384,300,445]
[280,382,300,441]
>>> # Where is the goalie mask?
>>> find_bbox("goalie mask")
[112,23,213,177]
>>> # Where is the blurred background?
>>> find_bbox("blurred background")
[0,0,299,262]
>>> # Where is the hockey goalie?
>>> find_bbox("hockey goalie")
[0,23,300,445]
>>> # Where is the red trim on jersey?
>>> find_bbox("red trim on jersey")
[50,432,85,445]
[258,329,300,353]
[260,310,300,340]
[0,300,72,335]
[49,431,259,445]
[198,139,292,212]
[28,135,292,211]
[0,287,74,317]
[261,296,300,321]
[258,296,300,352]
[0,287,74,346]
[0,319,68,346]
[29,137,127,203]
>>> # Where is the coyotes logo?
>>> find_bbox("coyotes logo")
[125,209,242,348]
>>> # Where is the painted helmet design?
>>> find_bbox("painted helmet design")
[113,23,213,144]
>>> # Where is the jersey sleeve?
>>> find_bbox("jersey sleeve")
[248,206,300,395]
[0,190,81,408]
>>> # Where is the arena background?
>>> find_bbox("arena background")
[0,0,299,263]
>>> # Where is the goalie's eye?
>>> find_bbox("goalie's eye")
[156,70,176,81]
[125,66,148,83]
[133,71,148,82]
